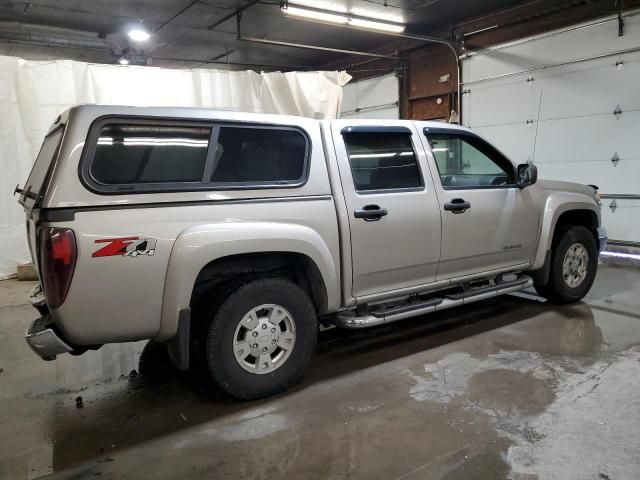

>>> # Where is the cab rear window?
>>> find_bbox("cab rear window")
[82,118,309,194]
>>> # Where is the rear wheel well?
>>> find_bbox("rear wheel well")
[190,252,327,316]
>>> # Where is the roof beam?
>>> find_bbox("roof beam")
[241,35,398,59]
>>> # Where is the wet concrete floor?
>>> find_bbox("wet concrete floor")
[1,264,639,479]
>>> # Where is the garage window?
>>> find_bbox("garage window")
[83,119,309,193]
[342,131,422,192]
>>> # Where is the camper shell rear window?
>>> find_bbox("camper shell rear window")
[80,116,310,194]
[19,126,64,209]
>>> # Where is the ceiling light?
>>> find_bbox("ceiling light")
[351,8,403,24]
[349,18,404,33]
[283,6,348,25]
[118,57,130,65]
[127,27,150,42]
[281,2,405,33]
[287,0,347,13]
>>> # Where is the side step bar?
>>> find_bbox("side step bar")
[333,275,533,329]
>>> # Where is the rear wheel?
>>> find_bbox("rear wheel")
[205,277,317,400]
[535,226,598,304]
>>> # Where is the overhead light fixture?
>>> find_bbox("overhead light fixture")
[118,57,130,65]
[284,6,347,24]
[127,27,151,42]
[281,2,405,33]
[349,18,404,33]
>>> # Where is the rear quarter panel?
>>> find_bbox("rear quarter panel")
[52,199,340,345]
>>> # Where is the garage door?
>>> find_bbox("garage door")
[341,74,399,119]
[462,11,640,244]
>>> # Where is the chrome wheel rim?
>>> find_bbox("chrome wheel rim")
[233,304,296,374]
[562,242,589,288]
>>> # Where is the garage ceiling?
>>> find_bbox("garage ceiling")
[0,0,526,70]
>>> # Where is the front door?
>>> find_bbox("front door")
[331,122,442,299]
[419,126,539,280]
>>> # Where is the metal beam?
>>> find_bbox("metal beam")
[152,0,201,33]
[0,26,121,55]
[152,55,313,70]
[241,36,398,59]
[207,0,261,30]
[210,48,235,61]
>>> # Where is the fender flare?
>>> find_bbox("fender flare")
[156,222,340,341]
[531,193,600,271]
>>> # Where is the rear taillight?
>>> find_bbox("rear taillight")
[40,227,77,309]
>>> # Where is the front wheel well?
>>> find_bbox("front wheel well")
[531,209,600,287]
[552,209,599,247]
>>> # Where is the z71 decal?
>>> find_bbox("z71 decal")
[92,237,157,258]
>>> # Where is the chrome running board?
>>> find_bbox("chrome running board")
[333,275,533,329]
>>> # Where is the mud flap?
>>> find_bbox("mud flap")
[529,249,552,286]
[167,308,190,370]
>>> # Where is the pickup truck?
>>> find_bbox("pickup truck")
[17,105,607,400]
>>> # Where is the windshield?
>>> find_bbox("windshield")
[19,128,63,209]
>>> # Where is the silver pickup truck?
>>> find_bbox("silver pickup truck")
[17,105,607,399]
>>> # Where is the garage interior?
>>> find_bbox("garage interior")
[1,0,640,479]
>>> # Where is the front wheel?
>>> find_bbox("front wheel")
[535,225,598,304]
[206,278,317,400]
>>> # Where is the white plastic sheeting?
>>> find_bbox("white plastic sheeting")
[0,56,351,277]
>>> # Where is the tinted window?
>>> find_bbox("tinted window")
[210,127,306,184]
[22,129,63,206]
[91,124,210,184]
[343,132,421,191]
[427,133,514,188]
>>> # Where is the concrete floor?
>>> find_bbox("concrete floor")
[1,265,639,480]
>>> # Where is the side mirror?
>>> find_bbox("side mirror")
[517,163,537,188]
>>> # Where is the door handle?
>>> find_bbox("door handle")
[354,205,388,221]
[444,198,471,214]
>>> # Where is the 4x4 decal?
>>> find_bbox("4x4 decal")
[92,237,156,258]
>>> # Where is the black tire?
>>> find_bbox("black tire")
[537,225,598,304]
[206,277,317,400]
[533,283,551,298]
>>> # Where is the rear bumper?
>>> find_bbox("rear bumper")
[25,285,72,360]
[26,316,72,360]
[597,226,608,252]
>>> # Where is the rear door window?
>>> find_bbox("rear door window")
[342,131,422,192]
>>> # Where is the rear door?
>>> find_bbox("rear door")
[419,126,539,280]
[331,121,441,299]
